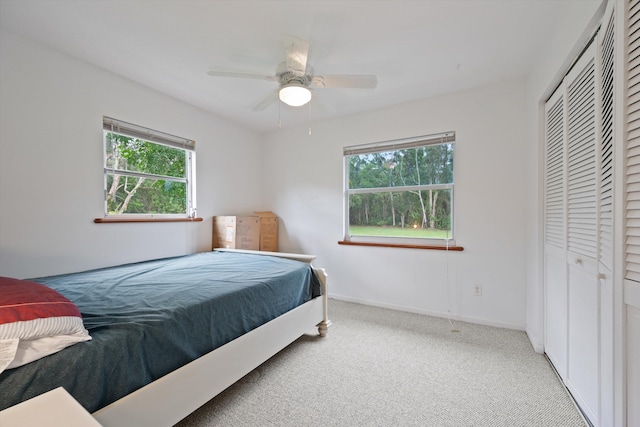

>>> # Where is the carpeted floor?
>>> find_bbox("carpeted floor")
[176,299,586,426]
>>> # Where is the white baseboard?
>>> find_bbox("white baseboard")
[328,293,526,331]
[525,328,544,353]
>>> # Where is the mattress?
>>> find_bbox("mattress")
[0,251,320,412]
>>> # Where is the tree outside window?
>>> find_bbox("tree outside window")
[102,117,196,218]
[344,133,454,243]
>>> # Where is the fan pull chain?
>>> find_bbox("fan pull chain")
[308,100,312,136]
[278,99,282,129]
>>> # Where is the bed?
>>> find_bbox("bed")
[0,249,330,426]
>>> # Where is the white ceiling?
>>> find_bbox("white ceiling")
[0,0,599,133]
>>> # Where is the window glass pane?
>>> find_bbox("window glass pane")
[349,144,453,190]
[106,173,186,214]
[348,189,452,239]
[105,132,186,179]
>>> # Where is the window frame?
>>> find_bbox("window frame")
[101,116,197,220]
[342,132,455,247]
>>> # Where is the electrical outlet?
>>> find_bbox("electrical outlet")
[474,285,482,296]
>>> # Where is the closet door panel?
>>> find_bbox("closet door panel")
[565,41,600,426]
[544,87,568,379]
[626,1,640,425]
[599,274,614,427]
[545,245,567,378]
[567,261,600,422]
[566,47,597,263]
[627,302,640,427]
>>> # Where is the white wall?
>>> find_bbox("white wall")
[0,31,263,278]
[262,78,529,329]
[523,0,604,351]
[0,0,604,334]
[262,0,603,332]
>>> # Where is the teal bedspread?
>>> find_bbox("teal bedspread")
[0,251,320,412]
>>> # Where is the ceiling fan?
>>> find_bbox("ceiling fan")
[207,37,377,111]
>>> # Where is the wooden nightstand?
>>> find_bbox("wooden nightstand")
[0,387,102,426]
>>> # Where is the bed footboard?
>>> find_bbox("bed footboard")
[215,248,331,336]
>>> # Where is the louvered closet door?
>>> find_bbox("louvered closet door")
[600,12,615,275]
[598,10,615,426]
[544,87,568,380]
[543,36,610,426]
[625,0,640,425]
[564,41,600,426]
[567,46,598,261]
[626,0,640,285]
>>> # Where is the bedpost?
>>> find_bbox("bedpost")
[313,267,331,337]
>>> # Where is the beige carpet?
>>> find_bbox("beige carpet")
[176,299,586,426]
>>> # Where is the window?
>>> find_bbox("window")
[102,117,196,218]
[343,132,454,245]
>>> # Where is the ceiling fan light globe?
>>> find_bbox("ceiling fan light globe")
[279,85,312,107]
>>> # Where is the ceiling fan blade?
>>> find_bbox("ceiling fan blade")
[312,74,377,89]
[284,36,309,76]
[251,91,278,111]
[207,70,277,81]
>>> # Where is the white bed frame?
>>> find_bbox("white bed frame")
[91,249,330,427]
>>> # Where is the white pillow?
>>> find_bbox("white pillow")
[0,276,91,373]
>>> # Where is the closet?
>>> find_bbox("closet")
[543,7,615,427]
[543,1,640,425]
